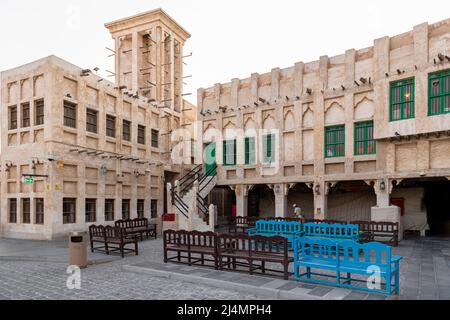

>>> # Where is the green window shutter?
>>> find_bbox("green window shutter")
[354,121,376,156]
[262,134,274,164]
[428,69,450,116]
[325,125,345,158]
[223,140,236,166]
[244,137,255,165]
[390,78,415,121]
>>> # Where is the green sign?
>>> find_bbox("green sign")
[23,177,34,184]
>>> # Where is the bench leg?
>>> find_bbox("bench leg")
[232,258,237,270]
[261,261,266,274]
[201,254,205,266]
[307,267,311,279]
[90,241,94,253]
[346,272,351,285]
[188,251,192,266]
[135,241,139,256]
[284,263,289,281]
[163,249,168,263]
[121,244,125,259]
[105,242,110,255]
[249,259,253,275]
[219,256,223,271]
[394,270,400,295]
[177,252,181,262]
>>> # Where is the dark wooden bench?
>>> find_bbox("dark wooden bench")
[218,234,293,280]
[163,230,218,269]
[352,221,399,247]
[89,225,138,258]
[227,217,258,234]
[115,218,157,241]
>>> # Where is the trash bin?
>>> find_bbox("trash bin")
[69,232,87,269]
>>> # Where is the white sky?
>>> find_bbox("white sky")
[1,0,450,104]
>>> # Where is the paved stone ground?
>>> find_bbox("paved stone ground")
[1,236,450,300]
[0,238,257,300]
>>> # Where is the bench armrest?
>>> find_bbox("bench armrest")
[392,256,403,263]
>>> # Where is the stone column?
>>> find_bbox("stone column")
[273,184,288,218]
[234,185,249,218]
[166,182,173,214]
[313,182,327,220]
[371,179,403,241]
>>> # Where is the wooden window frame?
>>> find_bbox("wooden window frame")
[35,198,44,225]
[122,120,131,141]
[354,121,376,156]
[390,78,415,121]
[428,69,450,116]
[137,199,145,219]
[122,199,130,220]
[22,198,31,224]
[9,106,18,130]
[325,125,345,158]
[223,140,237,166]
[21,103,31,128]
[86,108,98,134]
[63,198,76,224]
[63,101,77,128]
[262,134,275,164]
[151,129,159,148]
[138,125,146,145]
[106,115,116,138]
[35,99,44,126]
[9,199,17,224]
[151,200,158,219]
[85,199,97,223]
[244,137,256,165]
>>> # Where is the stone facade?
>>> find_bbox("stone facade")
[197,18,450,231]
[0,9,195,240]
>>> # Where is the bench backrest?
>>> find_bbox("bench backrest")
[189,231,217,249]
[218,234,289,257]
[104,226,125,239]
[89,225,105,238]
[303,222,359,239]
[296,238,393,268]
[255,220,302,235]
[164,230,190,247]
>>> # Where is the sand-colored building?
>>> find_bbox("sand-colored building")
[0,9,195,240]
[193,18,450,236]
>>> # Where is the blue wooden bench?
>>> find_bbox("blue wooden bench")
[247,220,303,244]
[302,222,361,243]
[293,238,402,295]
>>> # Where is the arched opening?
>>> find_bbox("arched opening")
[287,183,314,219]
[247,185,275,218]
[327,181,376,222]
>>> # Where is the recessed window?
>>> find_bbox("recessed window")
[355,121,376,156]
[390,78,415,121]
[22,198,31,224]
[137,199,145,219]
[63,101,77,128]
[262,134,275,164]
[86,109,98,133]
[325,125,345,158]
[223,140,236,166]
[105,199,115,222]
[9,106,17,130]
[151,129,159,148]
[85,199,96,223]
[21,103,30,128]
[9,199,17,224]
[122,199,130,220]
[122,120,131,141]
[106,115,116,138]
[35,99,44,126]
[35,198,44,225]
[429,69,450,116]
[151,200,158,219]
[63,198,76,224]
[244,137,256,165]
[138,125,146,145]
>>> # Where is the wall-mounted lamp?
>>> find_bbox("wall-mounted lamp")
[314,185,321,195]
[380,181,386,191]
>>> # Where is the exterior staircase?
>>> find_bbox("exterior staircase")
[171,164,217,232]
